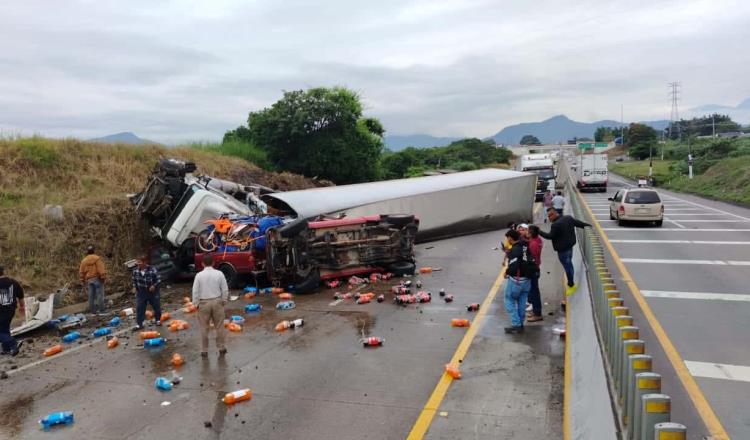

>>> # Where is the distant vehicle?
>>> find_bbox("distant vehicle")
[608,188,663,227]
[575,153,608,192]
[615,157,624,162]
[519,155,556,201]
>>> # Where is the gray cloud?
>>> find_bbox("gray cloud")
[1,0,749,142]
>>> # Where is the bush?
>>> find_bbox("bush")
[189,140,270,170]
[16,137,59,168]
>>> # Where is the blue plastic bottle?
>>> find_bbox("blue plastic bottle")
[245,304,262,313]
[92,327,112,337]
[230,315,245,323]
[58,314,70,321]
[39,411,74,430]
[109,316,121,327]
[243,286,258,294]
[154,377,173,391]
[144,337,166,347]
[261,287,273,295]
[276,301,295,310]
[62,332,80,343]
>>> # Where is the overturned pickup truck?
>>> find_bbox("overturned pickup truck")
[131,159,419,292]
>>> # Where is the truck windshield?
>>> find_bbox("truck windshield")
[534,169,555,180]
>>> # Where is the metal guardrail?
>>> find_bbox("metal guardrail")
[565,176,688,440]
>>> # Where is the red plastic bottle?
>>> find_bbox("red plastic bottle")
[451,318,470,327]
[467,303,480,312]
[44,344,63,357]
[362,337,384,347]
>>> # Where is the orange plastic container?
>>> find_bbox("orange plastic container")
[107,337,119,349]
[451,319,470,327]
[419,267,433,274]
[278,293,293,301]
[271,287,284,294]
[169,321,188,332]
[160,312,171,322]
[139,331,160,339]
[227,323,242,332]
[358,292,375,300]
[44,344,63,357]
[244,292,256,300]
[183,303,198,313]
[145,310,154,320]
[445,363,461,379]
[275,320,290,332]
[171,353,184,367]
[223,389,252,404]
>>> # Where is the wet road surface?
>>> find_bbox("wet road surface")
[0,228,564,440]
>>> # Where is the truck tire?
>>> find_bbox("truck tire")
[389,261,416,277]
[278,218,308,238]
[218,263,239,289]
[382,214,415,227]
[293,268,320,294]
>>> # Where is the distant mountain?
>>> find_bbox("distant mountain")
[688,97,750,123]
[384,134,462,151]
[490,115,669,145]
[90,132,155,144]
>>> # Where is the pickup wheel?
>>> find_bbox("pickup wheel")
[218,263,239,289]
[293,268,320,294]
[389,261,416,277]
[382,214,415,227]
[279,218,308,238]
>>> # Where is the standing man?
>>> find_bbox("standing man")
[543,191,553,223]
[192,254,229,357]
[552,191,566,216]
[525,225,544,322]
[0,266,25,356]
[538,208,591,296]
[131,256,162,330]
[503,229,537,334]
[79,245,107,315]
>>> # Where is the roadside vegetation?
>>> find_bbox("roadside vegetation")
[0,136,323,298]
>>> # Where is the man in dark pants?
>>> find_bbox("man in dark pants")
[503,229,537,334]
[0,266,25,356]
[538,208,591,296]
[131,257,162,330]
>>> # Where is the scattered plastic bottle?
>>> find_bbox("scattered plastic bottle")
[58,314,70,321]
[356,296,371,305]
[416,280,423,288]
[467,303,480,312]
[169,320,189,331]
[160,312,171,322]
[439,288,446,297]
[245,304,262,313]
[144,337,167,347]
[230,315,245,324]
[416,291,431,303]
[276,301,295,310]
[361,337,384,347]
[445,364,462,379]
[403,280,413,288]
[275,318,304,332]
[183,303,198,313]
[244,291,257,300]
[271,287,284,294]
[44,344,63,357]
[62,332,80,344]
[39,411,74,430]
[243,286,258,294]
[140,330,160,340]
[107,337,119,349]
[376,294,385,303]
[92,327,112,338]
[451,318,470,327]
[290,318,304,328]
[171,353,184,367]
[154,377,173,391]
[419,267,433,274]
[395,294,417,305]
[334,292,353,300]
[223,389,252,404]
[278,292,293,301]
[444,295,454,303]
[109,316,121,327]
[260,287,274,295]
[145,310,154,320]
[227,323,242,332]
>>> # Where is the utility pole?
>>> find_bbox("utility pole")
[668,82,681,142]
[649,143,653,177]
[688,137,693,179]
[712,114,716,138]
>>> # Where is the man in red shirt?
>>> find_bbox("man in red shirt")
[525,225,544,322]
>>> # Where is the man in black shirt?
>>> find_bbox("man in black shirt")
[538,208,591,296]
[503,229,537,334]
[0,265,25,356]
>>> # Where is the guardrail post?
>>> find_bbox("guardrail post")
[604,299,624,347]
[625,354,652,428]
[654,422,686,440]
[619,340,645,403]
[612,315,634,362]
[640,394,671,440]
[608,306,629,357]
[631,372,661,440]
[615,326,639,397]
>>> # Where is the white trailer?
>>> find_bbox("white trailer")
[518,155,556,201]
[576,153,608,192]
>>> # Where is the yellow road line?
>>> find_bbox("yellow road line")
[406,266,507,440]
[577,188,730,440]
[562,272,571,440]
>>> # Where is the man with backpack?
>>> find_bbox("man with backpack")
[503,229,538,334]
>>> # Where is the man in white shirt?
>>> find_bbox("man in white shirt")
[192,254,229,357]
[551,191,566,216]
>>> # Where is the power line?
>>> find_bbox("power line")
[668,81,681,141]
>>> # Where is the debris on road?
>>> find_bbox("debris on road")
[155,377,173,391]
[451,318,470,327]
[223,389,252,404]
[62,331,81,343]
[244,304,262,313]
[171,353,184,367]
[160,312,171,322]
[107,337,119,349]
[120,308,134,317]
[276,300,295,310]
[168,320,189,331]
[376,294,385,303]
[183,303,198,313]
[415,291,431,303]
[92,327,112,337]
[109,317,121,327]
[39,411,74,430]
[444,295,454,303]
[361,336,384,347]
[439,288,446,297]
[445,364,461,379]
[226,322,242,332]
[43,344,63,357]
[275,318,303,332]
[466,303,480,312]
[144,337,166,347]
[140,330,160,339]
[419,267,442,273]
[278,292,293,301]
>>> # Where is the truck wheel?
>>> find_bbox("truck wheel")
[382,214,415,227]
[279,218,308,238]
[389,261,416,277]
[218,264,239,289]
[293,268,320,294]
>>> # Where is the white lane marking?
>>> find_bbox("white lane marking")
[610,240,750,245]
[621,258,750,266]
[642,290,750,302]
[666,218,686,229]
[603,228,750,232]
[663,219,750,223]
[685,361,750,383]
[663,213,737,216]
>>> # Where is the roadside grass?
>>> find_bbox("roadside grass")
[0,137,322,298]
[187,140,271,170]
[609,160,676,185]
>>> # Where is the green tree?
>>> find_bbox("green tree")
[520,135,541,145]
[223,126,253,144]
[594,126,621,142]
[626,123,658,160]
[246,87,384,183]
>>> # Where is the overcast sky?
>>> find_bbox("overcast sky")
[2,0,749,143]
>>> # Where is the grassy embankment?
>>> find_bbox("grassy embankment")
[610,156,750,206]
[0,137,322,302]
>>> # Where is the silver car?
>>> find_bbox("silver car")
[608,188,664,227]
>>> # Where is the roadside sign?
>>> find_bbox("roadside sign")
[577,142,609,149]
